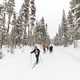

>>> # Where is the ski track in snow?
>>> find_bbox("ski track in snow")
[0,46,80,80]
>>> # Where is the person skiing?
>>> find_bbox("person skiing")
[30,46,40,64]
[42,43,48,53]
[49,45,53,53]
[43,46,46,53]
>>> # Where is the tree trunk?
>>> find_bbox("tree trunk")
[7,14,11,33]
[3,13,5,28]
[74,40,77,48]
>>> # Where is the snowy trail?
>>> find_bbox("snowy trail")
[0,46,80,80]
[54,46,80,80]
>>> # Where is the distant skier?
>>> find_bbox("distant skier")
[0,50,4,59]
[49,45,53,53]
[43,47,46,53]
[42,43,48,53]
[30,46,40,64]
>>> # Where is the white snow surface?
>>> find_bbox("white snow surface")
[0,45,80,80]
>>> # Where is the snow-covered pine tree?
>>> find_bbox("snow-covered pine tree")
[67,10,74,45]
[0,4,4,48]
[61,10,68,47]
[2,0,9,46]
[13,15,23,47]
[10,13,17,48]
[70,0,80,47]
[70,0,76,9]
[29,0,36,36]
[56,24,64,45]
[0,4,6,57]
[0,3,8,48]
[2,13,8,46]
[34,17,50,46]
[53,33,60,45]
[19,0,30,45]
[6,0,15,33]
[8,13,17,53]
[25,0,36,46]
[58,24,62,38]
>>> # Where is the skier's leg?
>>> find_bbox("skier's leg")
[36,57,38,64]
[36,55,39,64]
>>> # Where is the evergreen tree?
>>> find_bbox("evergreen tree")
[53,33,60,45]
[58,24,63,38]
[25,0,36,46]
[70,0,80,47]
[10,13,17,47]
[67,10,74,44]
[70,0,76,9]
[0,4,8,48]
[61,10,68,47]
[34,17,50,45]
[14,15,23,47]
[56,24,64,45]
[0,5,4,48]
[67,11,73,27]
[19,0,30,45]
[6,0,15,33]
[29,0,36,36]
[0,4,7,59]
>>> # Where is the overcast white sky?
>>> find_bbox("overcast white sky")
[35,0,71,39]
[0,0,71,39]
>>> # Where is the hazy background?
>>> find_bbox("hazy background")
[0,0,71,39]
[35,0,71,39]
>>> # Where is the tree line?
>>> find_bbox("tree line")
[0,0,50,51]
[54,0,80,48]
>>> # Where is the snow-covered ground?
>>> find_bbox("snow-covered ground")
[0,45,80,80]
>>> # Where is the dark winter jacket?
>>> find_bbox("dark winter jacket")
[49,45,53,52]
[31,48,40,56]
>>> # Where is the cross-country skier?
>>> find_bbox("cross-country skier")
[49,45,53,53]
[30,46,40,64]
